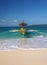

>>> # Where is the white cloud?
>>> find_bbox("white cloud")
[13,20,17,22]
[0,19,18,27]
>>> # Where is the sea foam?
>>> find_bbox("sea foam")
[0,35,47,50]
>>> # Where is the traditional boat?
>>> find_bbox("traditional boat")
[19,20,27,35]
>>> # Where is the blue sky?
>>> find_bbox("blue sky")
[0,0,47,26]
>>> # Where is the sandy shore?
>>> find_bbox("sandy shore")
[0,49,47,65]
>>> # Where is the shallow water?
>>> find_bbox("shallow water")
[0,36,47,50]
[0,25,47,39]
[0,25,47,50]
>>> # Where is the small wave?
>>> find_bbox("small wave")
[0,36,47,50]
[0,47,46,51]
[37,31,45,35]
[33,35,44,38]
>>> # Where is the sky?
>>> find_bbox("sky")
[0,0,47,26]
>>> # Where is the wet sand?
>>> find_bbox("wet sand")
[0,49,47,65]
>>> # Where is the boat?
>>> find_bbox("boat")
[9,20,38,34]
[20,28,27,35]
[19,20,27,35]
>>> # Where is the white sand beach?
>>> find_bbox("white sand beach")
[0,38,47,65]
[0,49,47,65]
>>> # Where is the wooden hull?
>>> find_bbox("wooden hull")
[20,28,27,35]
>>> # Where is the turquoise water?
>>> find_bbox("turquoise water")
[0,25,47,39]
[0,25,47,50]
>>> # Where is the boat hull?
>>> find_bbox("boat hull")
[20,28,27,35]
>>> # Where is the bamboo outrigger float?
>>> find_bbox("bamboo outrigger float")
[19,20,27,35]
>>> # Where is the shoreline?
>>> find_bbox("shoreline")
[0,48,47,51]
[0,38,47,50]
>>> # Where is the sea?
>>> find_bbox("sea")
[0,25,47,50]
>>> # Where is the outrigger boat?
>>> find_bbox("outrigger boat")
[19,21,27,35]
[9,20,38,35]
[19,21,38,35]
